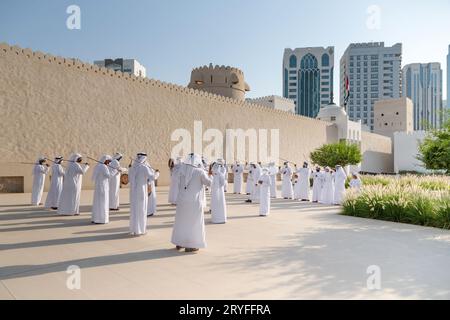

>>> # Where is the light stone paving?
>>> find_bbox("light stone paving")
[1,185,449,300]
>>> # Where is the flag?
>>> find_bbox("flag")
[343,65,350,108]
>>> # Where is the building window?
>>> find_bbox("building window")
[331,116,336,121]
[289,55,297,68]
[322,53,330,67]
[284,68,288,98]
[298,53,320,118]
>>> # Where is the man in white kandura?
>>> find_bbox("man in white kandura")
[168,157,182,205]
[147,164,160,217]
[245,162,254,195]
[92,155,118,224]
[281,162,294,199]
[109,153,124,211]
[349,173,362,192]
[222,160,229,193]
[231,161,244,194]
[171,153,212,253]
[251,163,262,204]
[296,162,311,201]
[320,167,334,205]
[58,153,89,216]
[311,167,323,203]
[333,165,347,205]
[45,156,65,210]
[129,152,155,235]
[31,157,50,206]
[268,162,278,198]
[201,156,209,211]
[258,168,272,216]
[210,161,227,224]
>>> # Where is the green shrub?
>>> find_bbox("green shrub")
[342,177,450,229]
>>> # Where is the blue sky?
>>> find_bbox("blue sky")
[0,0,449,101]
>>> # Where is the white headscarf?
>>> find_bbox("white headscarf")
[92,154,111,181]
[181,153,203,189]
[113,153,123,161]
[69,153,82,162]
[32,156,46,174]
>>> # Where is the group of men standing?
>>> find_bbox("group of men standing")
[227,160,362,207]
[30,152,362,254]
[30,153,162,231]
[277,162,360,205]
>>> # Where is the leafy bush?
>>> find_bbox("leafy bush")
[418,112,450,173]
[310,141,362,168]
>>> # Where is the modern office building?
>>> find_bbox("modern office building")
[447,45,450,110]
[340,42,402,131]
[402,63,443,130]
[94,58,146,78]
[283,47,334,118]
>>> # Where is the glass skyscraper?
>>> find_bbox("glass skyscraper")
[283,47,334,118]
[447,45,450,110]
[403,63,443,130]
[340,42,402,131]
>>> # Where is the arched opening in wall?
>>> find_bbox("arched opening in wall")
[211,75,213,83]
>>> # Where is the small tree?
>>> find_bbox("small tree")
[310,141,362,168]
[418,112,450,174]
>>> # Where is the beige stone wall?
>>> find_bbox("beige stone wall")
[0,43,341,192]
[361,131,393,173]
[374,97,414,139]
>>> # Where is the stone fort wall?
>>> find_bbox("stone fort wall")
[0,43,392,192]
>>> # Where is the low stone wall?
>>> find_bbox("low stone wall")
[361,131,393,173]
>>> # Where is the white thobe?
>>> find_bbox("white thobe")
[251,167,262,203]
[210,168,227,224]
[349,178,362,192]
[223,165,229,192]
[333,169,347,205]
[232,164,244,194]
[259,174,271,216]
[293,177,300,199]
[147,169,160,216]
[92,164,115,224]
[268,166,278,198]
[171,166,212,249]
[297,168,311,200]
[31,164,49,205]
[311,171,323,202]
[45,164,65,208]
[108,158,122,210]
[320,172,334,205]
[245,165,253,195]
[281,166,294,199]
[168,164,180,204]
[58,163,89,215]
[129,163,154,235]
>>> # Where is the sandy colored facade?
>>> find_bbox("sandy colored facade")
[0,43,392,192]
[374,97,414,138]
[188,64,250,101]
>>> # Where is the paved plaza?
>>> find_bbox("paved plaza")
[1,185,449,299]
